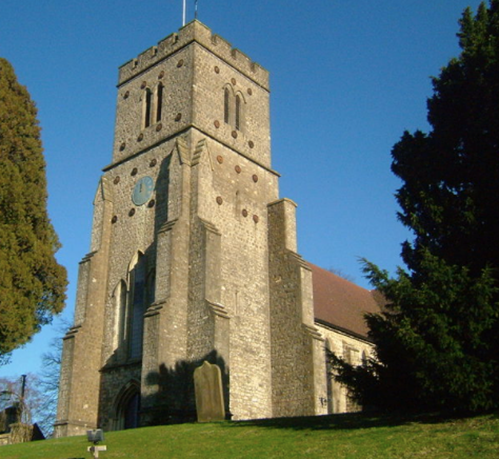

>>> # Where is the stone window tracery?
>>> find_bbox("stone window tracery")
[112,252,155,362]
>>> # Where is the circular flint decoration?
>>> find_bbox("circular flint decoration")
[177,59,184,68]
[124,91,130,99]
[231,78,236,85]
[113,176,120,185]
[214,120,220,129]
[156,123,163,132]
[158,71,165,79]
[111,215,118,224]
[242,209,248,217]
[216,196,223,205]
[131,167,138,176]
[253,214,259,223]
[148,199,155,208]
[231,130,238,139]
[119,142,126,151]
[216,155,224,164]
[140,81,147,89]
[214,66,220,74]
[247,88,252,96]
[248,140,255,149]
[150,158,157,167]
[235,165,241,174]
[175,113,182,122]
[137,133,144,142]
[252,174,259,183]
[129,208,136,217]
[132,176,155,206]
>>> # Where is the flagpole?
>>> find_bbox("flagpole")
[182,0,186,26]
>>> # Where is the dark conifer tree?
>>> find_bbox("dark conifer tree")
[330,1,499,412]
[0,58,67,363]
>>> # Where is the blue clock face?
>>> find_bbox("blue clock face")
[132,176,154,206]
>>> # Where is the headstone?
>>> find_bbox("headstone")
[193,361,225,422]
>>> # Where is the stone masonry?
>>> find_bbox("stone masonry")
[55,20,380,437]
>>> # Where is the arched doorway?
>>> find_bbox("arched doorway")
[115,382,140,430]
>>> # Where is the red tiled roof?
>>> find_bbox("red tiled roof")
[309,263,382,339]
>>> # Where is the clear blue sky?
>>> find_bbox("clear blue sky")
[0,0,483,379]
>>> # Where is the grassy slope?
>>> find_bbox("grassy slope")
[2,412,499,459]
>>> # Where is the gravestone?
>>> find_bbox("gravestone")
[193,361,225,422]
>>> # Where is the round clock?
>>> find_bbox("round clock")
[132,176,154,206]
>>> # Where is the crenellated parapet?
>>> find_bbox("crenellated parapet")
[118,20,269,90]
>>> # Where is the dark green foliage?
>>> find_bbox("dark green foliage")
[0,58,67,361]
[330,1,499,413]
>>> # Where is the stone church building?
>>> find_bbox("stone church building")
[54,21,381,437]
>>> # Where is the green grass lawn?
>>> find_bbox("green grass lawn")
[2,411,498,459]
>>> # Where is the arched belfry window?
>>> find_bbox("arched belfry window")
[235,95,241,131]
[224,87,230,124]
[156,83,164,123]
[223,85,245,131]
[143,88,153,128]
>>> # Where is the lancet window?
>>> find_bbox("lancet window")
[223,84,245,131]
[156,83,164,123]
[224,87,230,124]
[143,88,153,128]
[142,83,164,129]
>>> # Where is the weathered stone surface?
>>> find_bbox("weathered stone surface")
[194,361,225,422]
[55,20,374,437]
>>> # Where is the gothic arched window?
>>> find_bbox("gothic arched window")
[112,280,128,358]
[112,253,154,362]
[128,253,146,359]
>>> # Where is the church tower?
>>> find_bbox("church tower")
[55,21,327,437]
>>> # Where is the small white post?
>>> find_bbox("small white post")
[183,0,186,26]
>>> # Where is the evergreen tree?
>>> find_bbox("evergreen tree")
[330,1,499,413]
[0,58,67,363]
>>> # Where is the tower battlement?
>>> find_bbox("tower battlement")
[118,20,269,90]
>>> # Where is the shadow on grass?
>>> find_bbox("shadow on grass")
[225,410,498,432]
